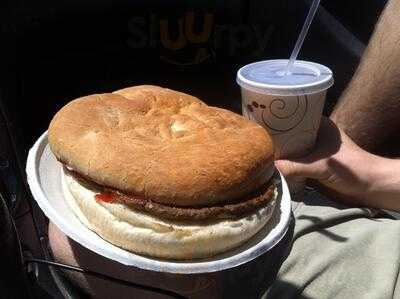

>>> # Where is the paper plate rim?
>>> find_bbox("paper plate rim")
[26,131,291,274]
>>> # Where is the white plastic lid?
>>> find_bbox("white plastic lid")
[237,59,333,96]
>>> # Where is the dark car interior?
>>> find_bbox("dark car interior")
[1,0,387,297]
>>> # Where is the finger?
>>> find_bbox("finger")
[275,159,324,180]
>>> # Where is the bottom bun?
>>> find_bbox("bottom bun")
[62,169,277,260]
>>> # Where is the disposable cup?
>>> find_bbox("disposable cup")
[237,59,333,196]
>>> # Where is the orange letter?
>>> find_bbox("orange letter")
[160,18,187,50]
[185,12,214,44]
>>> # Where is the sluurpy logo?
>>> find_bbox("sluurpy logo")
[127,11,274,65]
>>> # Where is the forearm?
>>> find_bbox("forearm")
[331,0,400,150]
[363,155,400,211]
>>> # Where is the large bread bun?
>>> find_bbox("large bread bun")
[49,85,274,207]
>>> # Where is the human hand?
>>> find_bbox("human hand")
[275,117,382,207]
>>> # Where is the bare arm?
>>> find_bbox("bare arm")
[331,0,400,151]
[370,156,400,211]
[276,118,400,211]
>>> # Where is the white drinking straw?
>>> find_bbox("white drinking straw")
[285,0,321,75]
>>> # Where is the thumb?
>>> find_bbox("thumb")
[275,159,321,179]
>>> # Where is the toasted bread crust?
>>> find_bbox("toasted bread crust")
[49,85,274,207]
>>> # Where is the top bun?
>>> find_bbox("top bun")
[48,85,274,207]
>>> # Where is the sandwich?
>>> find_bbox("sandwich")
[48,85,277,260]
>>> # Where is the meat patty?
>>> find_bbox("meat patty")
[65,166,277,222]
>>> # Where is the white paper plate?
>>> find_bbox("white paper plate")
[26,131,291,274]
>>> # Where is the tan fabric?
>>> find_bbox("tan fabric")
[265,193,400,299]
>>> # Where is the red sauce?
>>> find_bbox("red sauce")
[95,193,114,203]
